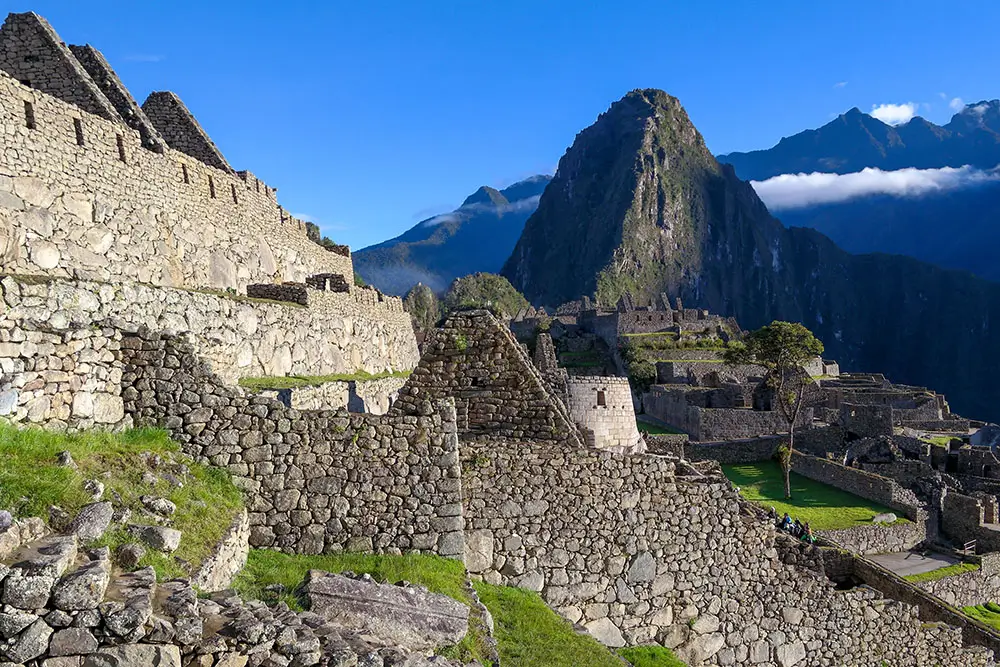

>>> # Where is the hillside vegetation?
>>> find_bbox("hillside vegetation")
[0,423,244,579]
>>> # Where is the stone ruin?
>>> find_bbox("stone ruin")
[0,9,997,666]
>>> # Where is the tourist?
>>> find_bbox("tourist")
[781,513,793,532]
[793,519,804,537]
[802,523,815,544]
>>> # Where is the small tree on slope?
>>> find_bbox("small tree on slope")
[724,321,824,499]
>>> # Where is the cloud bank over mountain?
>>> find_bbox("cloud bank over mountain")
[752,164,1000,210]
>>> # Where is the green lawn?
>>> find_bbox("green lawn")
[722,461,904,531]
[904,562,979,583]
[962,602,1000,632]
[920,436,956,449]
[637,419,685,436]
[620,645,688,667]
[0,423,244,579]
[238,369,411,390]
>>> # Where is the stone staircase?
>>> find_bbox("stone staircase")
[0,519,474,666]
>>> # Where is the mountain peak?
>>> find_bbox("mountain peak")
[462,186,508,208]
[498,175,552,203]
[502,90,721,307]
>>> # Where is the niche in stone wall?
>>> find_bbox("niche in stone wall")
[23,100,35,129]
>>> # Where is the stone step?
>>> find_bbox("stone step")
[1,534,79,610]
[50,549,111,612]
[151,578,203,645]
[100,565,156,641]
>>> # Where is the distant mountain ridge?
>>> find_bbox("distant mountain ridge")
[354,175,551,296]
[502,88,1000,422]
[718,100,1000,181]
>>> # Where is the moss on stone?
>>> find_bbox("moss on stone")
[238,369,411,391]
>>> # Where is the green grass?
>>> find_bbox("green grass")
[619,645,688,666]
[239,369,411,391]
[722,461,905,531]
[474,582,626,667]
[904,562,980,583]
[920,436,956,449]
[621,332,678,339]
[232,549,491,662]
[962,602,1000,632]
[188,286,307,309]
[0,423,244,580]
[637,419,685,435]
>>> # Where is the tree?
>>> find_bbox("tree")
[403,283,440,331]
[442,273,529,319]
[724,321,824,499]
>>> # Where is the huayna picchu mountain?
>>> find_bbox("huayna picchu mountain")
[718,100,1000,181]
[354,175,551,295]
[502,88,1000,421]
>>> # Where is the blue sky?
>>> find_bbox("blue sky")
[16,1,999,249]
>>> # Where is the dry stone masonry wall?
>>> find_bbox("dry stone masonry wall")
[565,376,644,452]
[1,275,417,389]
[120,328,464,559]
[0,50,354,290]
[460,440,994,666]
[392,310,583,446]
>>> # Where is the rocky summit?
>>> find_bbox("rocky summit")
[502,88,1000,422]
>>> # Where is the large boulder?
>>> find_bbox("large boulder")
[301,570,469,652]
[127,525,181,553]
[68,502,114,542]
[83,644,181,667]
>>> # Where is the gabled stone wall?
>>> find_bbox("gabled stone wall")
[392,310,582,446]
[0,65,353,290]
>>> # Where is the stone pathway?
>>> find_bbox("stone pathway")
[869,550,958,577]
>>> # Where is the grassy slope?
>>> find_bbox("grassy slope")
[0,423,243,579]
[238,369,411,390]
[904,562,979,583]
[235,550,684,666]
[722,461,903,531]
[962,603,1000,632]
[620,645,688,667]
[475,582,623,667]
[233,550,490,662]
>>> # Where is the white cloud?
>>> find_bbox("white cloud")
[752,165,1000,211]
[950,97,965,112]
[422,195,542,227]
[870,102,918,125]
[971,103,990,117]
[833,81,848,89]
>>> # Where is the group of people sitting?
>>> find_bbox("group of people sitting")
[769,508,816,544]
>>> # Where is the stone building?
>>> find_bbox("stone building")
[0,11,420,428]
[565,376,644,453]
